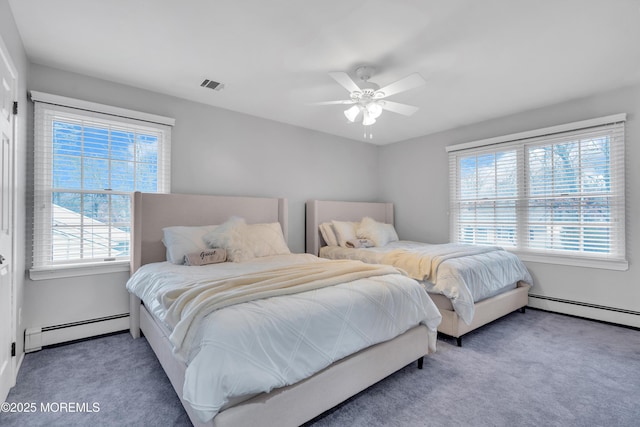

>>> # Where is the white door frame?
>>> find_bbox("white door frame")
[0,32,18,402]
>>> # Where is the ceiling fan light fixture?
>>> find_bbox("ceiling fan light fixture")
[318,67,426,135]
[362,109,376,126]
[344,105,361,122]
[366,102,383,119]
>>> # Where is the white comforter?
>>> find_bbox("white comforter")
[126,253,441,422]
[320,241,532,325]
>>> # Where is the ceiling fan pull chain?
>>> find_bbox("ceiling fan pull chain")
[363,126,373,140]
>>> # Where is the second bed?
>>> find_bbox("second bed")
[306,199,533,346]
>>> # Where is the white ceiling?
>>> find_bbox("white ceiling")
[8,0,640,145]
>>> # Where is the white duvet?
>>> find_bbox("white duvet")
[320,241,532,325]
[126,253,441,422]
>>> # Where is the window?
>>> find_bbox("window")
[31,92,173,277]
[448,114,627,270]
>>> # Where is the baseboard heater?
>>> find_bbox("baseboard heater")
[528,294,640,328]
[25,313,129,352]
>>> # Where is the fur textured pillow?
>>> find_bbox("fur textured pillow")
[203,216,247,261]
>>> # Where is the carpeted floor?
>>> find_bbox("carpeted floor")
[2,308,639,426]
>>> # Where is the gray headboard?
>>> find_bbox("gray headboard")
[305,200,393,255]
[131,192,288,273]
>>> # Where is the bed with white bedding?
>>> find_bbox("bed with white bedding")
[306,199,532,346]
[127,192,441,427]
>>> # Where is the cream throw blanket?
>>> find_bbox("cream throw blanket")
[381,243,503,281]
[159,260,403,357]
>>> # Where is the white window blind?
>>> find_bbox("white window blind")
[448,115,626,270]
[32,95,172,270]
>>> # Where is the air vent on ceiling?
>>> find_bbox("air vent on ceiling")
[200,79,224,91]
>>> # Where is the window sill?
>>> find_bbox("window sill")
[513,252,628,271]
[29,261,131,281]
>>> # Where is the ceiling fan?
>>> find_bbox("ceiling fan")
[313,65,426,130]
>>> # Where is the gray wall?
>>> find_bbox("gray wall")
[379,83,640,327]
[1,0,29,361]
[8,0,639,346]
[24,64,380,334]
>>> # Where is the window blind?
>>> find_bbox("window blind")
[32,98,172,269]
[448,116,626,269]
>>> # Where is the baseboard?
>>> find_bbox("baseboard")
[12,352,24,389]
[24,314,129,352]
[528,295,640,328]
[15,352,24,378]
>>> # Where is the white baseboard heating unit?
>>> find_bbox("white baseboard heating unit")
[24,313,129,352]
[528,294,640,329]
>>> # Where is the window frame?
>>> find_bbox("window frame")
[447,114,627,271]
[30,91,173,280]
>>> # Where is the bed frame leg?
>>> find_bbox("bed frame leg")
[520,306,526,314]
[129,294,141,339]
[417,357,424,369]
[456,337,462,347]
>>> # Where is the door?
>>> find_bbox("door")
[0,36,16,403]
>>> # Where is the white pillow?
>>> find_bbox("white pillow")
[331,220,359,247]
[162,224,219,264]
[203,218,290,262]
[319,222,338,246]
[356,216,399,247]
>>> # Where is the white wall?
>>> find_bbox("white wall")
[379,83,640,327]
[1,0,29,361]
[24,64,380,336]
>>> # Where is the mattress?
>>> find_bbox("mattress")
[126,253,441,422]
[320,241,532,324]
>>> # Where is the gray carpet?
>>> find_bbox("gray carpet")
[2,308,639,426]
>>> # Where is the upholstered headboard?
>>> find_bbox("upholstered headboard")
[305,200,393,255]
[131,192,288,273]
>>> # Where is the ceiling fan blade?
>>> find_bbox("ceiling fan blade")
[329,71,362,93]
[376,73,426,98]
[309,100,356,106]
[380,100,419,116]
